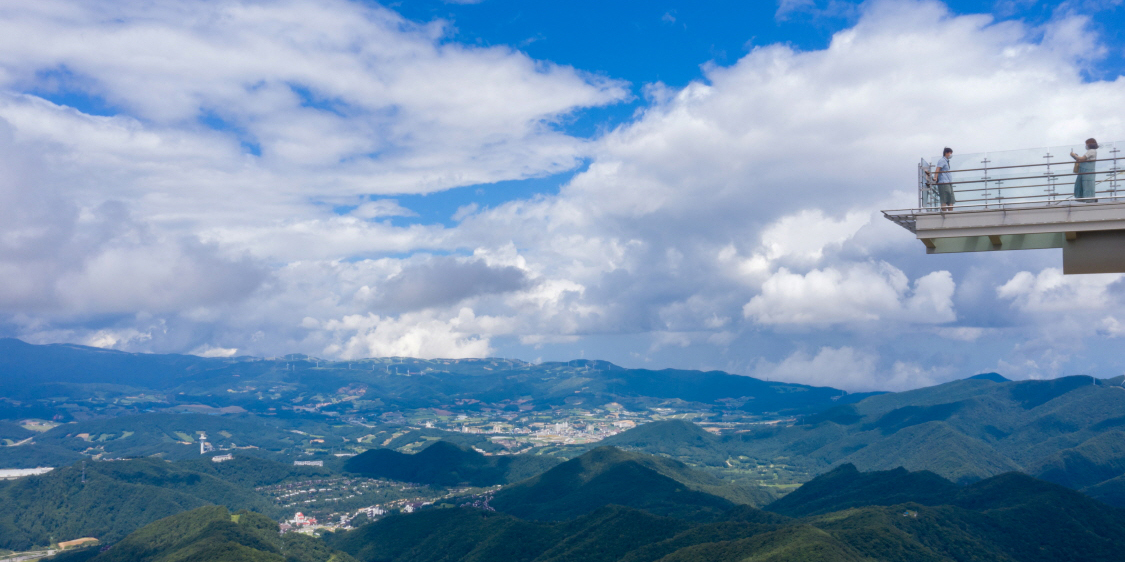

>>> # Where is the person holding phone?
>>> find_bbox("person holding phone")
[1071,138,1099,202]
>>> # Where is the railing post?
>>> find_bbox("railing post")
[1111,146,1121,200]
[918,160,924,210]
[1044,151,1056,204]
[981,157,991,209]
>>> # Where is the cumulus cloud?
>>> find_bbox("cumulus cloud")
[0,0,627,219]
[997,268,1124,313]
[4,0,1125,390]
[754,346,878,390]
[0,121,266,319]
[363,256,529,314]
[743,264,955,325]
[320,308,496,359]
[753,346,950,392]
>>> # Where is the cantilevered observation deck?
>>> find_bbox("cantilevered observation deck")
[882,142,1124,274]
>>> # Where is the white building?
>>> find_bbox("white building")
[0,467,53,480]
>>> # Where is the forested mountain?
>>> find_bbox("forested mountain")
[490,446,772,520]
[326,462,1125,562]
[55,506,356,562]
[23,444,1125,562]
[601,375,1125,503]
[0,457,314,551]
[766,464,959,517]
[3,337,1125,560]
[343,440,558,486]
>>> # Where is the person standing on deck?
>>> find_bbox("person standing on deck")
[1071,138,1099,202]
[932,148,955,211]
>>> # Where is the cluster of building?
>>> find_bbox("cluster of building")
[279,512,319,534]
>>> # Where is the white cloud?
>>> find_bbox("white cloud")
[997,268,1123,313]
[3,0,1125,390]
[351,200,417,220]
[84,328,154,350]
[935,326,992,342]
[192,345,240,358]
[759,209,870,265]
[755,346,878,390]
[754,346,950,392]
[320,308,495,359]
[0,0,627,220]
[743,263,955,326]
[1099,316,1125,338]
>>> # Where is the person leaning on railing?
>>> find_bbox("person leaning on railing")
[1071,138,1098,203]
[932,147,954,211]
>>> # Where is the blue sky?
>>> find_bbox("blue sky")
[1,0,1124,391]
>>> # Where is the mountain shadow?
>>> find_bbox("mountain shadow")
[766,463,959,517]
[344,440,558,486]
[489,446,744,520]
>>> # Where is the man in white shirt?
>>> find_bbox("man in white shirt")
[932,148,954,211]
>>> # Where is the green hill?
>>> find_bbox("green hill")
[327,505,694,562]
[1030,430,1125,489]
[177,455,333,488]
[766,464,959,517]
[64,505,355,562]
[489,446,747,520]
[0,442,84,468]
[0,458,280,551]
[0,420,34,442]
[343,440,557,486]
[595,419,727,466]
[705,375,1125,492]
[765,462,1125,560]
[1084,473,1125,508]
[329,464,1125,562]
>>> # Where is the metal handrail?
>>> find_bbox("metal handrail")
[927,169,1113,187]
[883,197,1125,218]
[933,158,1104,174]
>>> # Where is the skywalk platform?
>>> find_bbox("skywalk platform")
[883,141,1124,274]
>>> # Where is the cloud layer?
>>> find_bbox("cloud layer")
[3,0,1125,390]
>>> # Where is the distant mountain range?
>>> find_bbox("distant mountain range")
[0,337,866,419]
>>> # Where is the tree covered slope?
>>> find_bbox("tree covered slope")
[607,375,1125,500]
[0,457,288,551]
[329,463,1125,562]
[343,440,558,486]
[63,505,355,562]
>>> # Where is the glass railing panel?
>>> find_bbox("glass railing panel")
[917,141,1124,211]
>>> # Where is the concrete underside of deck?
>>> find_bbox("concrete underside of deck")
[910,203,1125,274]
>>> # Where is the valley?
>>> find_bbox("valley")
[3,339,1125,561]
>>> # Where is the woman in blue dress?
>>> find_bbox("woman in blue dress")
[1071,138,1099,202]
